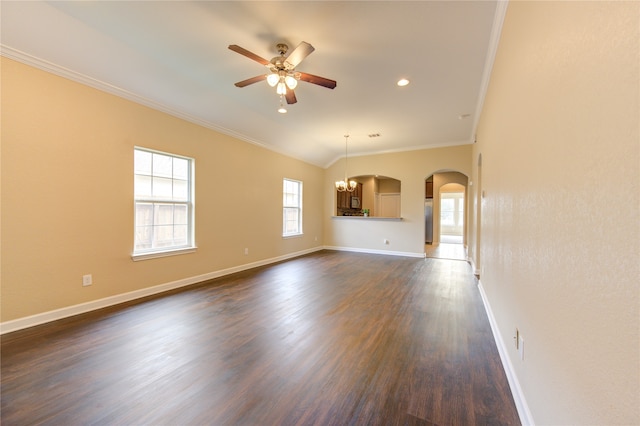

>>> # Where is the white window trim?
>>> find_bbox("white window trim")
[132,147,196,260]
[282,234,303,240]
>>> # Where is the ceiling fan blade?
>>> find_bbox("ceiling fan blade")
[284,41,315,69]
[298,72,337,89]
[228,45,270,66]
[285,87,297,104]
[284,87,298,105]
[234,75,267,87]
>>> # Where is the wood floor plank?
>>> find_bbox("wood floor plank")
[1,250,520,425]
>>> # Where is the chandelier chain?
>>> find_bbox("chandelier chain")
[335,134,356,192]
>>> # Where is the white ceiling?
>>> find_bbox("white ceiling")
[1,1,505,167]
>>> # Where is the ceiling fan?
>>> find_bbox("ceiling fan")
[228,41,337,105]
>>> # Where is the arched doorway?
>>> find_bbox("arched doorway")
[424,171,468,260]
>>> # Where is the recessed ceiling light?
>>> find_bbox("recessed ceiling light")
[278,106,287,114]
[397,78,410,87]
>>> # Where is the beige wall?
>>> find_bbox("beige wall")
[378,178,401,193]
[1,57,324,322]
[470,1,639,424]
[324,145,472,255]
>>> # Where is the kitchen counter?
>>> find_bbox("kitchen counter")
[331,216,403,221]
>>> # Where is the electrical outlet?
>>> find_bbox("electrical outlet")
[384,239,389,245]
[244,248,249,255]
[82,274,92,286]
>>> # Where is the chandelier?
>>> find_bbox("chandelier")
[335,135,357,192]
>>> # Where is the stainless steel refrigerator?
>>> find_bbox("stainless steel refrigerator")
[425,198,433,244]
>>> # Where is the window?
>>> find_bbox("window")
[133,148,195,259]
[440,191,464,237]
[283,178,302,237]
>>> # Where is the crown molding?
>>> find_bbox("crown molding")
[471,0,509,139]
[323,139,472,169]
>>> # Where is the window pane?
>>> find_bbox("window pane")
[441,198,454,211]
[284,207,300,233]
[173,225,188,245]
[442,213,455,225]
[134,175,152,198]
[135,226,152,249]
[154,204,174,225]
[152,177,173,199]
[173,157,188,179]
[286,209,299,222]
[154,225,175,247]
[135,203,153,226]
[173,179,188,201]
[134,150,152,175]
[174,204,188,224]
[153,153,173,178]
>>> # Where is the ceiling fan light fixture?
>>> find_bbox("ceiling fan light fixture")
[285,75,298,90]
[267,73,279,87]
[276,80,287,95]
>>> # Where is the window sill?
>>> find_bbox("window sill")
[282,233,303,239]
[131,247,197,262]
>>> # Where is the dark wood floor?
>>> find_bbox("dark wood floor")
[1,251,520,425]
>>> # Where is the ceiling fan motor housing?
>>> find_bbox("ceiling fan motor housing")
[276,43,288,56]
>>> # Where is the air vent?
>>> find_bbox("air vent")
[368,133,381,138]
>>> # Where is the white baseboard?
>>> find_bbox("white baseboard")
[0,247,323,335]
[477,280,535,426]
[324,245,426,258]
[468,257,480,275]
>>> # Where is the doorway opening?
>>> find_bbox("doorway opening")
[424,174,467,261]
[440,186,465,244]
